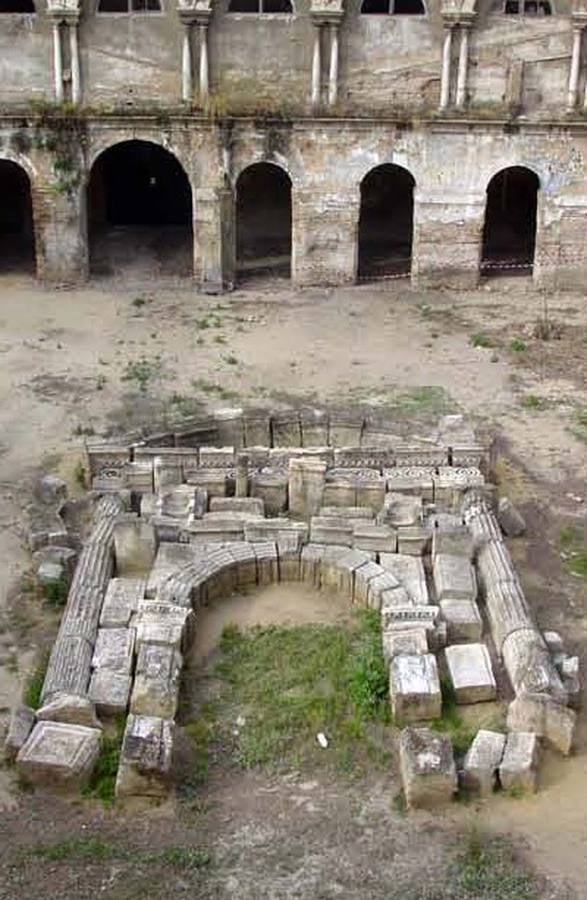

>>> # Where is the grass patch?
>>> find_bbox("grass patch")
[572,406,587,444]
[431,677,476,757]
[189,611,393,778]
[121,355,166,393]
[510,337,527,352]
[453,830,537,899]
[24,653,49,710]
[521,394,544,411]
[24,838,210,870]
[74,460,87,488]
[471,333,494,349]
[191,378,240,401]
[560,526,587,579]
[82,716,125,805]
[42,575,69,608]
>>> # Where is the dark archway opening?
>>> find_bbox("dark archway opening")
[481,166,539,276]
[0,0,35,11]
[88,140,193,278]
[0,160,36,274]
[358,164,414,280]
[236,162,292,281]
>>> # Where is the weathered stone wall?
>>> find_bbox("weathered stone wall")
[0,1,581,115]
[1,114,587,288]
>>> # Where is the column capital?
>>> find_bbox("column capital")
[310,1,344,26]
[442,12,475,27]
[47,0,80,22]
[178,0,212,26]
[570,12,587,27]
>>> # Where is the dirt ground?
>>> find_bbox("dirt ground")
[0,270,586,898]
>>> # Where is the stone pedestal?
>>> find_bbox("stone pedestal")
[289,458,326,520]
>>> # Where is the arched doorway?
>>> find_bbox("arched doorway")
[481,166,539,276]
[87,140,193,278]
[0,160,36,275]
[358,164,415,280]
[235,162,292,281]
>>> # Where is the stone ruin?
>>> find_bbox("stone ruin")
[4,408,580,808]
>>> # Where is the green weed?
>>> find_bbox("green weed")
[471,333,493,348]
[24,654,49,710]
[82,716,125,805]
[521,394,543,411]
[510,337,527,352]
[42,575,69,608]
[121,355,165,393]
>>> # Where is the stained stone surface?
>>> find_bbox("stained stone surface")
[462,729,506,796]
[382,628,428,662]
[445,643,497,704]
[499,731,540,794]
[399,727,457,809]
[4,705,36,762]
[36,692,102,729]
[92,627,136,675]
[440,598,483,643]
[100,578,146,628]
[115,714,174,799]
[433,553,477,602]
[17,721,101,790]
[89,669,133,717]
[379,553,428,605]
[506,692,576,755]
[389,653,441,723]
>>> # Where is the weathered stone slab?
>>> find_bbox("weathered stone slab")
[382,605,439,634]
[185,468,229,498]
[184,516,245,543]
[353,524,397,553]
[300,543,326,586]
[135,602,193,652]
[330,548,375,596]
[289,458,326,519]
[35,474,68,506]
[506,693,576,755]
[397,525,431,556]
[121,460,154,492]
[101,578,145,628]
[367,571,403,611]
[497,497,526,537]
[382,628,428,663]
[253,541,279,585]
[114,517,156,576]
[462,730,506,796]
[320,545,351,590]
[250,470,289,516]
[499,732,540,794]
[4,705,35,762]
[276,534,302,581]
[92,627,135,675]
[209,496,265,516]
[310,516,354,547]
[29,508,69,551]
[433,467,485,507]
[379,554,428,605]
[271,411,302,447]
[384,467,434,500]
[399,727,457,809]
[199,446,235,468]
[320,506,374,520]
[445,643,496,704]
[378,492,422,528]
[390,654,441,723]
[431,526,473,561]
[355,477,386,513]
[433,553,477,602]
[146,543,201,598]
[502,628,567,704]
[131,643,182,719]
[244,518,308,544]
[36,693,102,729]
[89,669,132,717]
[322,476,357,508]
[115,714,174,800]
[153,457,183,492]
[17,721,101,791]
[439,598,483,643]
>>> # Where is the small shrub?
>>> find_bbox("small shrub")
[121,355,164,393]
[132,296,147,308]
[74,460,87,488]
[471,333,493,348]
[43,575,69,608]
[521,394,543,411]
[510,337,527,352]
[222,353,239,366]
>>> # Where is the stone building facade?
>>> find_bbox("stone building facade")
[1,0,587,289]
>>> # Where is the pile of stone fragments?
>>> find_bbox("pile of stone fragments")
[3,409,580,809]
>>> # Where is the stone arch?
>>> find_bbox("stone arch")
[357,163,415,280]
[87,139,194,279]
[235,161,292,281]
[481,165,540,276]
[0,157,37,276]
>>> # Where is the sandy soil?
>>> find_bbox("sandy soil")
[0,270,586,897]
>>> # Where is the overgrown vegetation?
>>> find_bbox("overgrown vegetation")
[431,677,476,757]
[42,575,69,609]
[185,611,392,778]
[82,716,126,805]
[21,838,210,871]
[560,526,587,579]
[23,653,49,710]
[471,332,494,349]
[452,830,537,899]
[121,355,166,393]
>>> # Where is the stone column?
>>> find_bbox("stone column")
[328,22,340,107]
[181,22,193,103]
[69,19,81,105]
[439,25,453,110]
[311,23,322,109]
[52,20,64,103]
[567,26,583,110]
[236,453,249,498]
[455,24,470,109]
[199,21,210,101]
